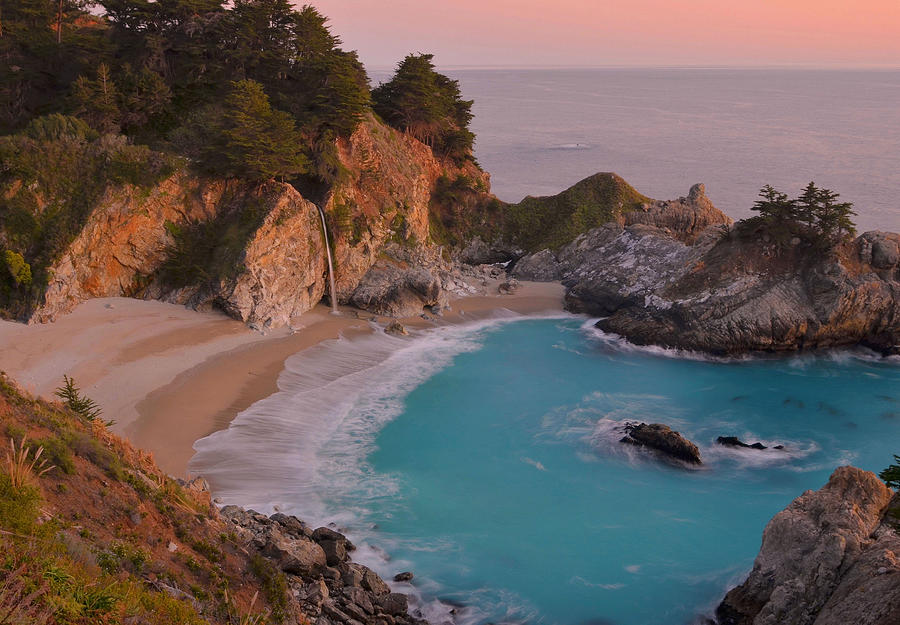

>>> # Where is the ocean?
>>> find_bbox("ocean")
[191,69,900,624]
[372,68,900,233]
[192,318,900,625]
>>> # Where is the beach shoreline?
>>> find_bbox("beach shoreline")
[0,280,564,476]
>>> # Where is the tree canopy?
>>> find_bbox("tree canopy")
[373,54,475,164]
[747,181,857,247]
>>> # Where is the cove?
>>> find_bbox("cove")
[320,318,900,625]
[191,316,900,625]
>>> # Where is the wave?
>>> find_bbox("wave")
[189,312,561,623]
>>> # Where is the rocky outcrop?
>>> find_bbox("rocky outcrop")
[620,422,702,465]
[349,244,448,318]
[29,174,229,323]
[22,115,488,327]
[513,187,900,354]
[716,437,771,450]
[151,182,328,331]
[622,183,732,244]
[716,466,900,625]
[221,506,426,625]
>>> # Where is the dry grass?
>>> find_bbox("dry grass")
[4,436,54,490]
[0,564,52,625]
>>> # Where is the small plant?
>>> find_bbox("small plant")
[0,565,52,624]
[5,436,55,489]
[54,376,111,425]
[880,455,900,489]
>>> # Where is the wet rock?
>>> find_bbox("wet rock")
[498,279,520,295]
[361,567,391,595]
[620,422,702,465]
[393,572,414,582]
[716,436,767,450]
[259,527,327,576]
[379,593,410,616]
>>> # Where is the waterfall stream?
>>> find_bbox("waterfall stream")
[316,205,338,314]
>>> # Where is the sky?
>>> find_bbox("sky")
[308,0,900,69]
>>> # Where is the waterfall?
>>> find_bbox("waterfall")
[316,205,338,314]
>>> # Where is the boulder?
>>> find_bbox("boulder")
[393,571,414,582]
[716,466,899,625]
[620,422,702,465]
[258,527,327,576]
[350,259,447,318]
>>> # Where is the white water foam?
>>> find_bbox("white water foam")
[189,312,569,624]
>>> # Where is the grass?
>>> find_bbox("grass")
[5,435,55,489]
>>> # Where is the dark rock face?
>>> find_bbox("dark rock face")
[620,422,702,465]
[220,506,427,625]
[716,467,900,625]
[717,436,767,450]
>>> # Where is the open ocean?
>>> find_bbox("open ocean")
[381,68,899,232]
[192,70,900,625]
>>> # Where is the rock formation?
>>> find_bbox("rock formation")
[512,184,900,355]
[716,466,900,625]
[717,437,769,450]
[15,115,488,328]
[222,507,423,625]
[620,422,703,465]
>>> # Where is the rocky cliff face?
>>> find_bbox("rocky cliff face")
[23,115,487,328]
[513,186,900,355]
[716,466,900,625]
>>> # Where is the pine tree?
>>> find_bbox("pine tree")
[751,184,795,223]
[202,79,308,181]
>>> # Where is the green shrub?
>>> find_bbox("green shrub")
[0,472,41,534]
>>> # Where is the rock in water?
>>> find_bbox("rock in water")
[620,422,702,465]
[716,436,767,450]
[716,466,900,625]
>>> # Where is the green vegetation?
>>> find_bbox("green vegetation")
[881,455,900,489]
[373,54,475,165]
[504,173,650,251]
[54,376,104,424]
[744,182,857,248]
[0,373,277,623]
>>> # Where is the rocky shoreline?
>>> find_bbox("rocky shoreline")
[220,506,425,625]
[511,184,900,356]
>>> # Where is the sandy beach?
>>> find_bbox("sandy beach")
[0,281,564,476]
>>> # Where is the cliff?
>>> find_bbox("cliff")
[3,115,488,328]
[511,182,900,355]
[0,373,427,625]
[716,466,900,625]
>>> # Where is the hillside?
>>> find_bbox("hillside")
[0,373,425,624]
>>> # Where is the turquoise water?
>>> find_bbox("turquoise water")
[192,316,900,625]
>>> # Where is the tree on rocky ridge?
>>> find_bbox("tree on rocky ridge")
[372,54,475,164]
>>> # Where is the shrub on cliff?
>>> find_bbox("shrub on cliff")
[881,455,900,489]
[373,54,475,164]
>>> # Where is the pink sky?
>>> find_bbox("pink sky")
[308,0,900,68]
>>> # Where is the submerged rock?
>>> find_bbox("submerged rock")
[385,320,409,336]
[716,436,767,450]
[716,466,900,625]
[620,422,702,465]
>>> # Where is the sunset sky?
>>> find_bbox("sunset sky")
[309,0,900,69]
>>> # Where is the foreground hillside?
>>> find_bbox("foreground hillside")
[0,374,425,624]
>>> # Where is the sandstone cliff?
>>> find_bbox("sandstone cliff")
[10,115,488,328]
[716,466,900,625]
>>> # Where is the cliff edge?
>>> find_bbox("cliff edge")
[716,466,900,625]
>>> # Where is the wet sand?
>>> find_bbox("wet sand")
[0,282,564,476]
